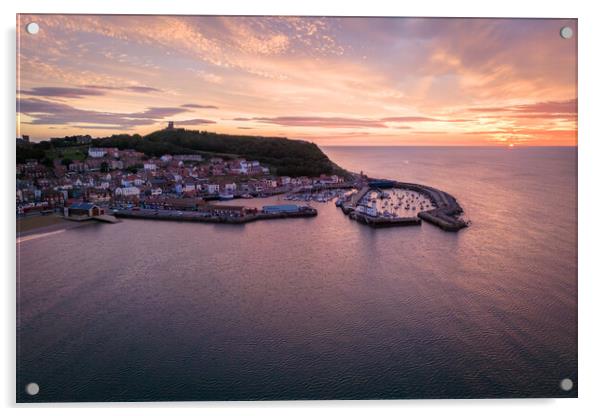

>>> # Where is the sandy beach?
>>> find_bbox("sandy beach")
[16,214,96,241]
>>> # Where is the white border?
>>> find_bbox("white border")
[2,1,601,415]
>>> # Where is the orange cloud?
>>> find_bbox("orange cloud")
[16,15,577,146]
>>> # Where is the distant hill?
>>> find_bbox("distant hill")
[18,129,348,178]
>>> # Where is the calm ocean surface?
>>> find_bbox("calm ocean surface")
[17,147,577,402]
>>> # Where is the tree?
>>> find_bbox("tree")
[61,158,73,166]
[100,161,110,172]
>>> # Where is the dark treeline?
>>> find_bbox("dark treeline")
[17,129,347,177]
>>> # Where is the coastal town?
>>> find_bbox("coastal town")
[17,144,345,210]
[16,131,348,227]
[16,127,468,232]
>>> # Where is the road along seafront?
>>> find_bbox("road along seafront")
[112,177,467,232]
[113,204,318,224]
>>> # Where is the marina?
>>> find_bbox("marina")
[336,179,468,231]
[284,188,349,203]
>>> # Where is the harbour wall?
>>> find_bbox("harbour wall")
[342,178,468,232]
[114,208,317,224]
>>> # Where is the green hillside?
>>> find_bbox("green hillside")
[18,129,348,178]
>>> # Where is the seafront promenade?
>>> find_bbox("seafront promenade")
[18,175,467,235]
[49,178,468,232]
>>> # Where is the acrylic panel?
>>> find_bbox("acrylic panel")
[16,15,577,402]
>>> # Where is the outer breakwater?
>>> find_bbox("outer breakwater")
[349,211,422,227]
[394,181,468,232]
[340,179,468,232]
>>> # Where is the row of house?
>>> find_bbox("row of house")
[17,145,345,211]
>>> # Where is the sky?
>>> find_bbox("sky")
[17,15,577,146]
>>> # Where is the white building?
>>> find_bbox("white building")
[356,200,378,217]
[114,187,141,197]
[319,175,341,184]
[88,148,107,158]
[236,160,262,175]
[143,162,157,171]
[206,183,220,194]
[174,154,203,162]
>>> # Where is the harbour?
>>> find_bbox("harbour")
[52,177,468,232]
[337,179,468,231]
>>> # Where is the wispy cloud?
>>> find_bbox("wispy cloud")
[250,116,388,128]
[232,115,470,128]
[19,85,163,100]
[173,118,216,126]
[17,15,577,145]
[181,103,219,109]
[18,98,189,129]
[380,116,439,122]
[469,99,577,115]
[84,85,162,93]
[19,87,105,99]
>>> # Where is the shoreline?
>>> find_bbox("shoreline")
[113,207,318,224]
[16,215,97,239]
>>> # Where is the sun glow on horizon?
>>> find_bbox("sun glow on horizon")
[17,15,577,146]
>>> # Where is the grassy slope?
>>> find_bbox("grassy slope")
[17,129,350,178]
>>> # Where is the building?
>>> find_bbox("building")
[114,187,141,197]
[183,181,196,193]
[63,202,104,218]
[206,183,220,194]
[157,198,204,211]
[88,147,107,158]
[167,121,174,130]
[105,148,120,158]
[197,204,256,217]
[318,174,341,184]
[76,135,92,144]
[262,204,300,214]
[174,154,203,162]
[356,200,378,217]
[16,135,30,145]
[223,183,237,193]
